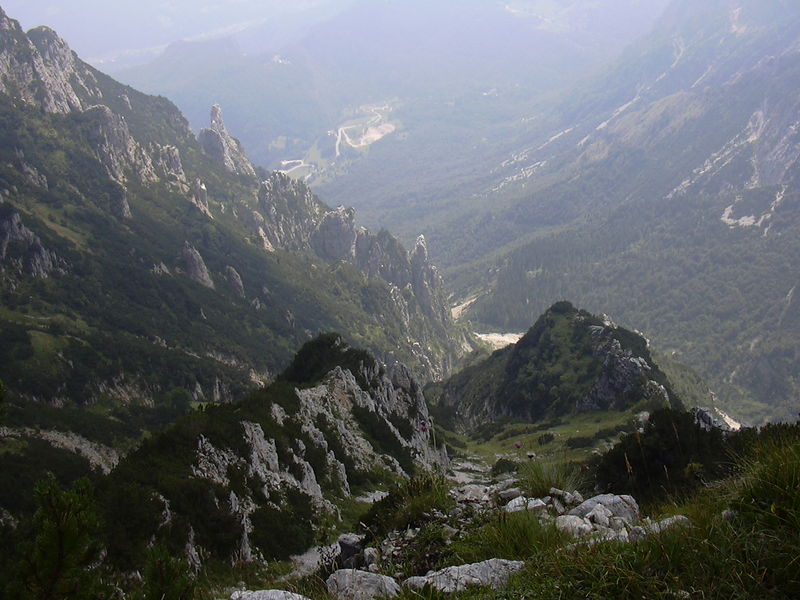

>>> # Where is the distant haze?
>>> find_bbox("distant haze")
[1,0,357,69]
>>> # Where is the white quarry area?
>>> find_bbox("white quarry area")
[278,103,397,181]
[475,332,524,350]
[450,295,479,320]
[334,104,397,157]
[720,185,787,233]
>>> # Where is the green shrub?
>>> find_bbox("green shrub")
[131,543,196,600]
[564,435,593,449]
[250,489,317,560]
[5,477,110,600]
[491,458,519,476]
[537,432,555,446]
[594,408,730,503]
[394,522,451,578]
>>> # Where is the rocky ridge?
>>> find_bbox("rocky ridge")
[248,172,460,377]
[0,11,100,114]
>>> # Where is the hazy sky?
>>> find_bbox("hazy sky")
[2,0,352,67]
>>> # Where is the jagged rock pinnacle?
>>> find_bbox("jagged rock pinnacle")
[198,104,256,178]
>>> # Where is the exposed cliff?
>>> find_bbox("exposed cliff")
[439,302,681,430]
[247,172,461,378]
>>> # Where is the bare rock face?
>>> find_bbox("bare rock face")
[180,337,446,566]
[249,174,458,378]
[579,325,670,412]
[198,104,256,178]
[310,206,358,261]
[293,361,448,478]
[0,11,108,114]
[83,104,157,184]
[181,241,215,289]
[152,143,188,191]
[256,173,328,251]
[0,13,85,113]
[225,265,245,298]
[0,209,67,279]
[190,179,213,218]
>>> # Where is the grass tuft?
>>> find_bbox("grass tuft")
[361,472,454,540]
[517,458,586,498]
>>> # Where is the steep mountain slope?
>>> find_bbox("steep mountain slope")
[449,0,800,422]
[1,333,447,568]
[437,302,682,431]
[0,8,464,431]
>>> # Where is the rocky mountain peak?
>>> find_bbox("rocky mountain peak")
[209,103,226,131]
[26,25,70,58]
[411,235,428,264]
[0,12,102,114]
[198,103,256,178]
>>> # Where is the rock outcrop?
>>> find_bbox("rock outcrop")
[404,558,525,593]
[446,479,689,546]
[0,209,67,280]
[129,337,448,566]
[83,104,158,184]
[440,302,679,429]
[198,104,257,178]
[181,242,215,289]
[326,570,400,600]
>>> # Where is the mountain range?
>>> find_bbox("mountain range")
[2,3,799,595]
[112,0,800,422]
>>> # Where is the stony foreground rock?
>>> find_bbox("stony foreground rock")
[326,569,400,600]
[568,493,640,524]
[231,591,311,600]
[404,558,525,593]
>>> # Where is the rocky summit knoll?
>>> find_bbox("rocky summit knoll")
[84,334,449,569]
[0,5,467,420]
[438,301,683,430]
